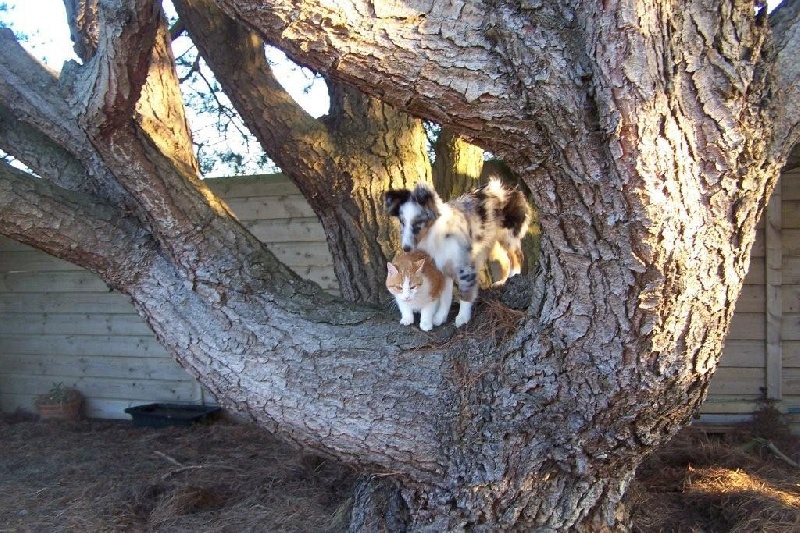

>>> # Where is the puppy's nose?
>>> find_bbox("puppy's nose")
[402,245,412,252]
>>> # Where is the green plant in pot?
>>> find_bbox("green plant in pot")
[35,383,84,421]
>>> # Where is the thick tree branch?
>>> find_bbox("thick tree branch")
[62,0,160,135]
[0,104,91,191]
[771,0,800,160]
[63,0,99,61]
[135,14,201,175]
[0,30,132,204]
[0,160,154,286]
[0,160,453,478]
[214,0,583,162]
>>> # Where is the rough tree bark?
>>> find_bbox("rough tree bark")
[1,0,800,530]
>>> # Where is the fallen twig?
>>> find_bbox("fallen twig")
[161,464,237,481]
[153,450,184,467]
[754,438,800,468]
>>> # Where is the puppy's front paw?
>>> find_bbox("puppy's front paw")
[400,316,414,326]
[454,312,471,328]
[419,320,433,331]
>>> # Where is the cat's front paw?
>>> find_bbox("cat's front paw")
[419,320,433,331]
[400,316,414,326]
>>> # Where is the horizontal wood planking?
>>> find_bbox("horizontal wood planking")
[0,251,85,272]
[726,312,765,341]
[270,242,338,268]
[784,257,800,284]
[224,195,317,220]
[783,368,800,395]
[698,397,764,414]
[707,367,766,396]
[1,374,203,400]
[2,353,191,381]
[783,199,800,228]
[784,286,800,313]
[782,313,800,341]
[243,218,328,243]
[0,313,155,336]
[780,169,800,200]
[743,258,765,285]
[0,334,169,358]
[0,176,340,418]
[0,292,137,314]
[0,270,112,292]
[721,340,765,367]
[206,174,302,198]
[733,284,764,313]
[783,229,800,256]
[784,341,800,367]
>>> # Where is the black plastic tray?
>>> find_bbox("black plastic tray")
[124,403,221,428]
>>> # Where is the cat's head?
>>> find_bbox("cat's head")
[386,257,426,300]
[384,183,441,252]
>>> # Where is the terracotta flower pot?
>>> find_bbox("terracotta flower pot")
[36,388,84,421]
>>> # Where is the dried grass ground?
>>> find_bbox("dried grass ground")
[1,409,798,532]
[0,415,356,532]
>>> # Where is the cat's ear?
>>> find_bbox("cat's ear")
[387,262,399,276]
[384,189,410,217]
[413,259,426,273]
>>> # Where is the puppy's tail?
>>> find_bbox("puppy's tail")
[484,176,531,239]
[502,188,532,239]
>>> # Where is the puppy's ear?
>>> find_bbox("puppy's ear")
[384,189,410,216]
[411,184,440,216]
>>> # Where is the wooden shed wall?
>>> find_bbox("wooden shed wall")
[698,166,800,427]
[0,175,336,418]
[1,171,799,424]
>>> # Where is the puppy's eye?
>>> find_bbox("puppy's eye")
[412,223,423,234]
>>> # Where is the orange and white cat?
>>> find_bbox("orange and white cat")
[386,250,445,331]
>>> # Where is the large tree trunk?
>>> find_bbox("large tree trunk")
[2,0,800,530]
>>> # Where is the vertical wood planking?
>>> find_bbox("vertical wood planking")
[766,176,782,399]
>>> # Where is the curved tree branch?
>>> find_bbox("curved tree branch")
[0,159,455,481]
[214,0,586,164]
[63,0,100,61]
[0,160,153,286]
[135,14,201,176]
[0,104,91,191]
[0,29,131,204]
[63,0,160,135]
